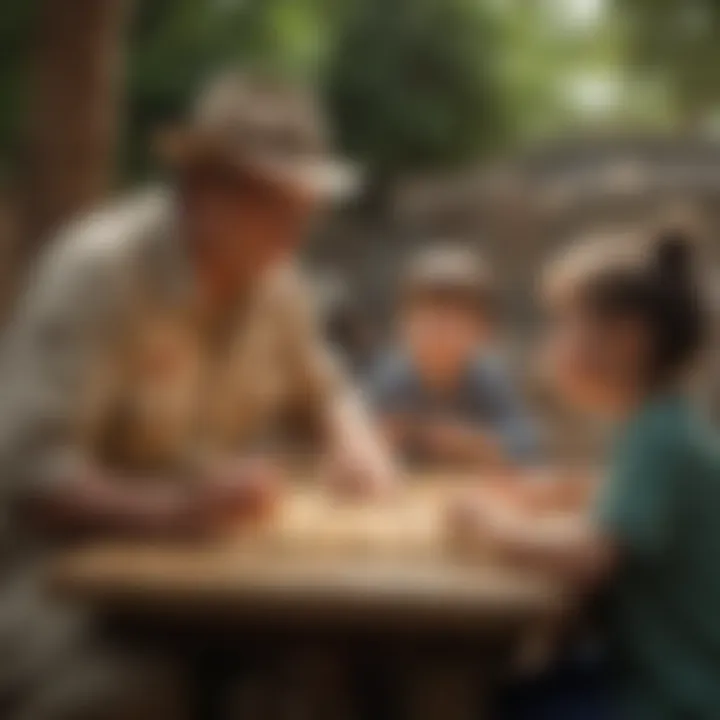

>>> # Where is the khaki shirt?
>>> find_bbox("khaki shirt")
[0,188,356,704]
[0,188,344,499]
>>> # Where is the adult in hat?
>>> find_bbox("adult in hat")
[0,70,393,719]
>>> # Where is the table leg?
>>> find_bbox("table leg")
[350,651,404,720]
[398,654,489,720]
[186,653,238,720]
[271,645,354,720]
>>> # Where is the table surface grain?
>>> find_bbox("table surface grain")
[50,473,565,628]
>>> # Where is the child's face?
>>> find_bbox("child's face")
[538,303,649,417]
[402,300,487,383]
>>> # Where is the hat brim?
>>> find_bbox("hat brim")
[155,127,361,202]
[250,155,360,202]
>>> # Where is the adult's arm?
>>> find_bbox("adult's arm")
[0,220,203,538]
[278,267,396,493]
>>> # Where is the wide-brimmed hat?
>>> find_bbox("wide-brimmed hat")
[156,71,359,201]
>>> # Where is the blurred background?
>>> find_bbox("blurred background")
[1,0,720,449]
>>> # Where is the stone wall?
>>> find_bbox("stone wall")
[308,137,720,457]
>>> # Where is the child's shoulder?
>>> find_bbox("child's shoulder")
[466,351,516,387]
[620,396,706,469]
[633,396,691,436]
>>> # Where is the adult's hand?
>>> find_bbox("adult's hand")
[187,457,284,531]
[33,459,284,541]
[322,442,399,500]
[323,392,401,500]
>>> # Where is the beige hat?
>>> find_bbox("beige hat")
[156,70,360,200]
[402,244,494,310]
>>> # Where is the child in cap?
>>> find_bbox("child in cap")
[368,244,537,469]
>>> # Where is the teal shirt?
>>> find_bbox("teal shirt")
[595,396,720,719]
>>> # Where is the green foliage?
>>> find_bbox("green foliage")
[127,0,510,184]
[616,0,720,125]
[0,0,38,168]
[493,1,573,142]
[3,0,677,190]
[125,0,230,177]
[124,0,338,178]
[326,0,508,182]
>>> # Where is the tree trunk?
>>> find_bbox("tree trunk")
[23,0,132,254]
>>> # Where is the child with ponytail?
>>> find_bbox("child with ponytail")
[451,225,720,719]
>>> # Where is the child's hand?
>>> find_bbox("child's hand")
[494,468,598,515]
[419,421,503,465]
[445,488,521,557]
[421,421,475,454]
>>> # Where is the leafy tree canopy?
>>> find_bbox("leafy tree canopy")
[326,0,508,182]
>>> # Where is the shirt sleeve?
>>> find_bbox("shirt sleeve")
[594,423,681,559]
[274,266,348,417]
[0,235,124,506]
[474,358,539,463]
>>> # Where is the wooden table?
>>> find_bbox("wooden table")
[50,476,565,719]
[52,477,561,625]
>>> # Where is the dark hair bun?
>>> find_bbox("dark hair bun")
[653,228,694,285]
